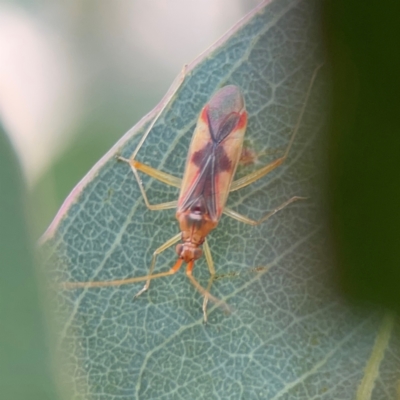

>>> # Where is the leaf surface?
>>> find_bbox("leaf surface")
[41,0,400,399]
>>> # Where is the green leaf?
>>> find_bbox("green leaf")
[41,0,400,398]
[0,126,59,399]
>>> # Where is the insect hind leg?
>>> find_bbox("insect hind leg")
[223,196,307,226]
[230,63,324,192]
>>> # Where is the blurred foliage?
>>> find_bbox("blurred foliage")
[0,125,60,399]
[31,89,153,237]
[325,1,400,311]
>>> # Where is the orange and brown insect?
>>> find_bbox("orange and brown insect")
[176,86,247,262]
[62,65,322,322]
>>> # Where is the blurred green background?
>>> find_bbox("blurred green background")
[325,0,400,312]
[1,0,400,398]
[0,126,58,398]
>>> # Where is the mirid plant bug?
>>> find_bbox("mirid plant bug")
[62,65,322,322]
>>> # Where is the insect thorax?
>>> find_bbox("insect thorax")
[175,208,218,263]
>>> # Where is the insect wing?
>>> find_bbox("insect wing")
[177,85,248,222]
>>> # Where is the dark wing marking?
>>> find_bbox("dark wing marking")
[180,107,241,220]
[192,143,231,173]
[179,150,218,220]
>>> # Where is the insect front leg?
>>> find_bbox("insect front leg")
[182,239,230,323]
[202,239,216,323]
[185,260,230,324]
[134,232,182,298]
[60,233,183,291]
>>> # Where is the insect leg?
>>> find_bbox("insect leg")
[60,233,182,291]
[130,64,187,161]
[202,239,216,323]
[230,63,323,192]
[223,196,307,226]
[133,232,182,298]
[117,65,187,209]
[118,157,182,188]
[118,156,179,211]
[185,258,230,323]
